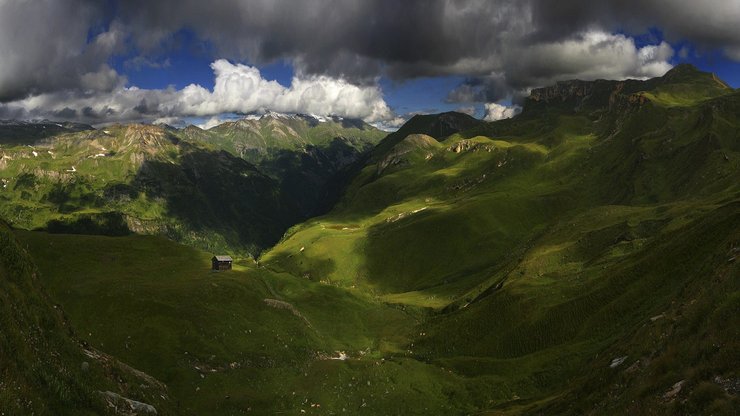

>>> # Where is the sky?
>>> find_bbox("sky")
[0,0,739,130]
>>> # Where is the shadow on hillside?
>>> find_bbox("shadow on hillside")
[361,208,487,293]
[44,212,131,236]
[267,254,338,284]
[133,148,294,254]
[259,138,369,219]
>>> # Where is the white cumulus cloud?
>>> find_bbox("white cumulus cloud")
[504,31,674,88]
[449,30,676,103]
[0,60,394,125]
[197,115,228,130]
[484,103,521,121]
[179,60,392,121]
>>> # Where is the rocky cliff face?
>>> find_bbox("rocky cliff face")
[528,79,601,103]
[526,79,651,113]
[523,64,730,115]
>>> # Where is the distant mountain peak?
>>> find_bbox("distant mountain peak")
[402,111,482,140]
[261,111,293,120]
[0,119,94,145]
[205,112,373,133]
[370,111,483,162]
[661,63,731,89]
[257,111,356,126]
[663,63,701,77]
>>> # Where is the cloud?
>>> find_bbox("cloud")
[504,31,674,88]
[0,0,126,101]
[1,0,739,123]
[455,106,477,116]
[177,60,392,121]
[152,116,185,127]
[483,103,521,121]
[447,73,514,103]
[726,47,740,62]
[124,56,172,71]
[108,0,740,83]
[197,115,228,130]
[371,116,409,132]
[529,0,740,57]
[0,60,392,124]
[111,0,530,83]
[450,30,674,103]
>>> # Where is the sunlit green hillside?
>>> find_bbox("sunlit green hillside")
[5,65,739,415]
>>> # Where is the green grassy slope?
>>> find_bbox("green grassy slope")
[0,117,386,255]
[369,111,483,162]
[16,230,490,415]
[0,124,300,255]
[0,222,175,415]
[10,65,739,414]
[204,114,385,163]
[257,65,740,413]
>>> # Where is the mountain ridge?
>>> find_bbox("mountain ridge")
[1,68,738,415]
[524,64,733,114]
[0,115,386,255]
[257,67,739,414]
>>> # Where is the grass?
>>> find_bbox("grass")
[0,222,179,415]
[17,231,455,415]
[255,71,740,413]
[0,120,386,257]
[5,66,739,414]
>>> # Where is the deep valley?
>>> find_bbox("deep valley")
[1,65,738,415]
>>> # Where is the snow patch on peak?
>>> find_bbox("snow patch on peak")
[309,114,328,123]
[261,111,292,120]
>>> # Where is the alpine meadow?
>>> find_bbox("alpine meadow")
[0,1,739,415]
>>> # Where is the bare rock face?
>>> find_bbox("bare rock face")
[124,124,179,154]
[100,391,158,415]
[524,64,727,117]
[529,80,597,104]
[448,140,495,153]
[526,79,649,112]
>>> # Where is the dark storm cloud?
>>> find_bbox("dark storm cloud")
[446,75,512,103]
[110,0,740,79]
[107,0,739,104]
[113,0,529,83]
[1,0,739,121]
[529,0,740,51]
[0,0,126,102]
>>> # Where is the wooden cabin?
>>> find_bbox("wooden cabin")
[211,255,233,271]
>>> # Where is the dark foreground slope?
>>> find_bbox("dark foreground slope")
[16,230,422,415]
[0,222,176,415]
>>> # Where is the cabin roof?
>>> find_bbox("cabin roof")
[213,255,233,262]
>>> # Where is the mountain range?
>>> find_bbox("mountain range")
[0,114,384,255]
[0,65,738,415]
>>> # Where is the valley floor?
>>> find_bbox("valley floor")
[16,192,740,415]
